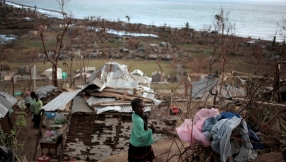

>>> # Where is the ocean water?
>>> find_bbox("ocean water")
[7,0,286,41]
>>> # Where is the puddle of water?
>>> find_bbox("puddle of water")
[0,34,17,44]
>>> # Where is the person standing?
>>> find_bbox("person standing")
[33,94,43,129]
[128,98,156,162]
[29,91,36,116]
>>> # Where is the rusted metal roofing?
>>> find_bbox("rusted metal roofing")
[41,89,81,111]
[0,91,17,118]
[72,96,93,114]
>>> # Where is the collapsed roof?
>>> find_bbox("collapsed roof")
[41,62,161,114]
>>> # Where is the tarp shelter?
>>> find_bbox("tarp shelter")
[42,68,62,80]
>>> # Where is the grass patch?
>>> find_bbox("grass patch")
[8,59,176,77]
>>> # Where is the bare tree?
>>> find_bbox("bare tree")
[126,15,130,23]
[56,0,70,18]
[40,22,71,87]
[213,7,236,36]
[278,17,286,39]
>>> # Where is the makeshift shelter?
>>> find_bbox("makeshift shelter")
[0,91,17,133]
[42,68,62,80]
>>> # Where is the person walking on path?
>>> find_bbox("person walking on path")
[128,98,156,162]
[33,94,43,129]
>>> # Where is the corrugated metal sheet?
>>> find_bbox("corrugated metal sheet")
[72,96,93,114]
[42,90,81,111]
[191,78,221,99]
[190,78,246,99]
[36,85,57,98]
[106,78,138,89]
[0,91,17,118]
[86,97,115,107]
[119,106,151,113]
[110,89,134,95]
[89,62,138,89]
[25,85,57,103]
[213,85,246,98]
[0,103,9,118]
[93,106,151,114]
[109,71,124,79]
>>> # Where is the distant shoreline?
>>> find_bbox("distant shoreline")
[6,1,63,16]
[2,1,277,43]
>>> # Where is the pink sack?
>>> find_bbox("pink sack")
[44,130,52,137]
[176,108,219,147]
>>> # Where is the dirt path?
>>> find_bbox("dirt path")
[98,138,185,162]
[17,111,60,161]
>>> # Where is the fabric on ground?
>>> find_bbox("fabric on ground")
[221,112,241,119]
[176,108,219,147]
[211,117,241,161]
[248,126,264,149]
[233,145,257,162]
[211,116,253,162]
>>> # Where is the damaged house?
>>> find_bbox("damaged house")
[39,62,162,161]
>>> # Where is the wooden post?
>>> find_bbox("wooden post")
[113,114,122,150]
[11,76,14,96]
[184,81,188,97]
[186,84,192,118]
[273,63,281,103]
[213,90,218,106]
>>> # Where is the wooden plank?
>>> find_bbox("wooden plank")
[233,98,286,108]
[121,91,128,101]
[91,102,154,107]
[103,88,155,100]
[89,91,153,102]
